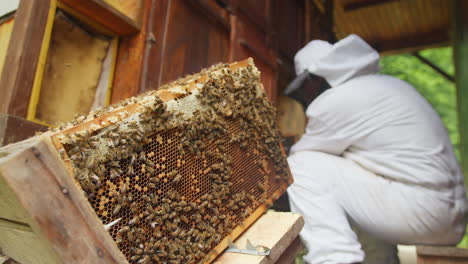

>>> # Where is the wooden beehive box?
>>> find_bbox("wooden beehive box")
[0,59,293,264]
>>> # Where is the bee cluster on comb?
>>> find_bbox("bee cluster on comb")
[51,59,291,264]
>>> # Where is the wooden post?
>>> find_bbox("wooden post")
[0,0,55,118]
[453,0,468,186]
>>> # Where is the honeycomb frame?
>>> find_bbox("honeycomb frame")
[49,58,293,264]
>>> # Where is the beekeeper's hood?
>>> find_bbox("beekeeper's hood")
[294,34,380,87]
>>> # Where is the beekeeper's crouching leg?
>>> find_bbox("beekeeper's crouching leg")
[287,150,466,264]
[287,151,365,264]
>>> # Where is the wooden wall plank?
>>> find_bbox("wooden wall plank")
[230,15,278,104]
[0,17,14,81]
[160,0,230,85]
[0,0,54,118]
[110,0,151,103]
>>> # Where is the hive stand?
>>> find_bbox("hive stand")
[417,245,468,264]
[215,211,304,264]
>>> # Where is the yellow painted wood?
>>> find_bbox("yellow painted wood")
[105,37,119,106]
[26,0,57,121]
[0,17,14,79]
[34,12,112,125]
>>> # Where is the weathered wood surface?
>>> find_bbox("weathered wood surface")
[0,17,14,82]
[214,211,304,264]
[416,245,468,264]
[0,114,47,147]
[104,0,144,26]
[0,219,59,264]
[59,0,140,35]
[417,246,468,258]
[0,134,128,264]
[111,0,151,103]
[0,0,54,118]
[275,236,303,264]
[35,12,112,125]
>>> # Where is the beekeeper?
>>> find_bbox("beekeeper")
[285,34,468,264]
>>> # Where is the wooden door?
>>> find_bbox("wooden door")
[230,15,278,103]
[145,0,230,90]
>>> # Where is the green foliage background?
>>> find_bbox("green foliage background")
[379,47,468,247]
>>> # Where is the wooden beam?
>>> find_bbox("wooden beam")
[412,52,454,82]
[453,0,468,186]
[372,28,449,54]
[59,0,139,35]
[343,0,398,12]
[0,0,54,118]
[417,246,468,258]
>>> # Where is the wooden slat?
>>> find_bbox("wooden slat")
[110,0,152,103]
[59,0,140,35]
[0,114,47,147]
[0,135,128,263]
[142,0,169,92]
[333,0,449,54]
[0,218,60,264]
[230,16,278,103]
[151,0,230,88]
[275,236,303,264]
[343,0,397,12]
[0,17,14,82]
[0,0,54,118]
[213,212,304,264]
[417,246,468,258]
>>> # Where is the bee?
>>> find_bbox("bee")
[129,216,139,226]
[167,170,177,178]
[118,226,130,234]
[110,169,120,180]
[113,204,122,215]
[142,195,151,203]
[120,183,128,194]
[172,174,182,184]
[137,255,150,264]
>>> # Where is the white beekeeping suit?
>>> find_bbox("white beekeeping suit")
[287,34,468,264]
